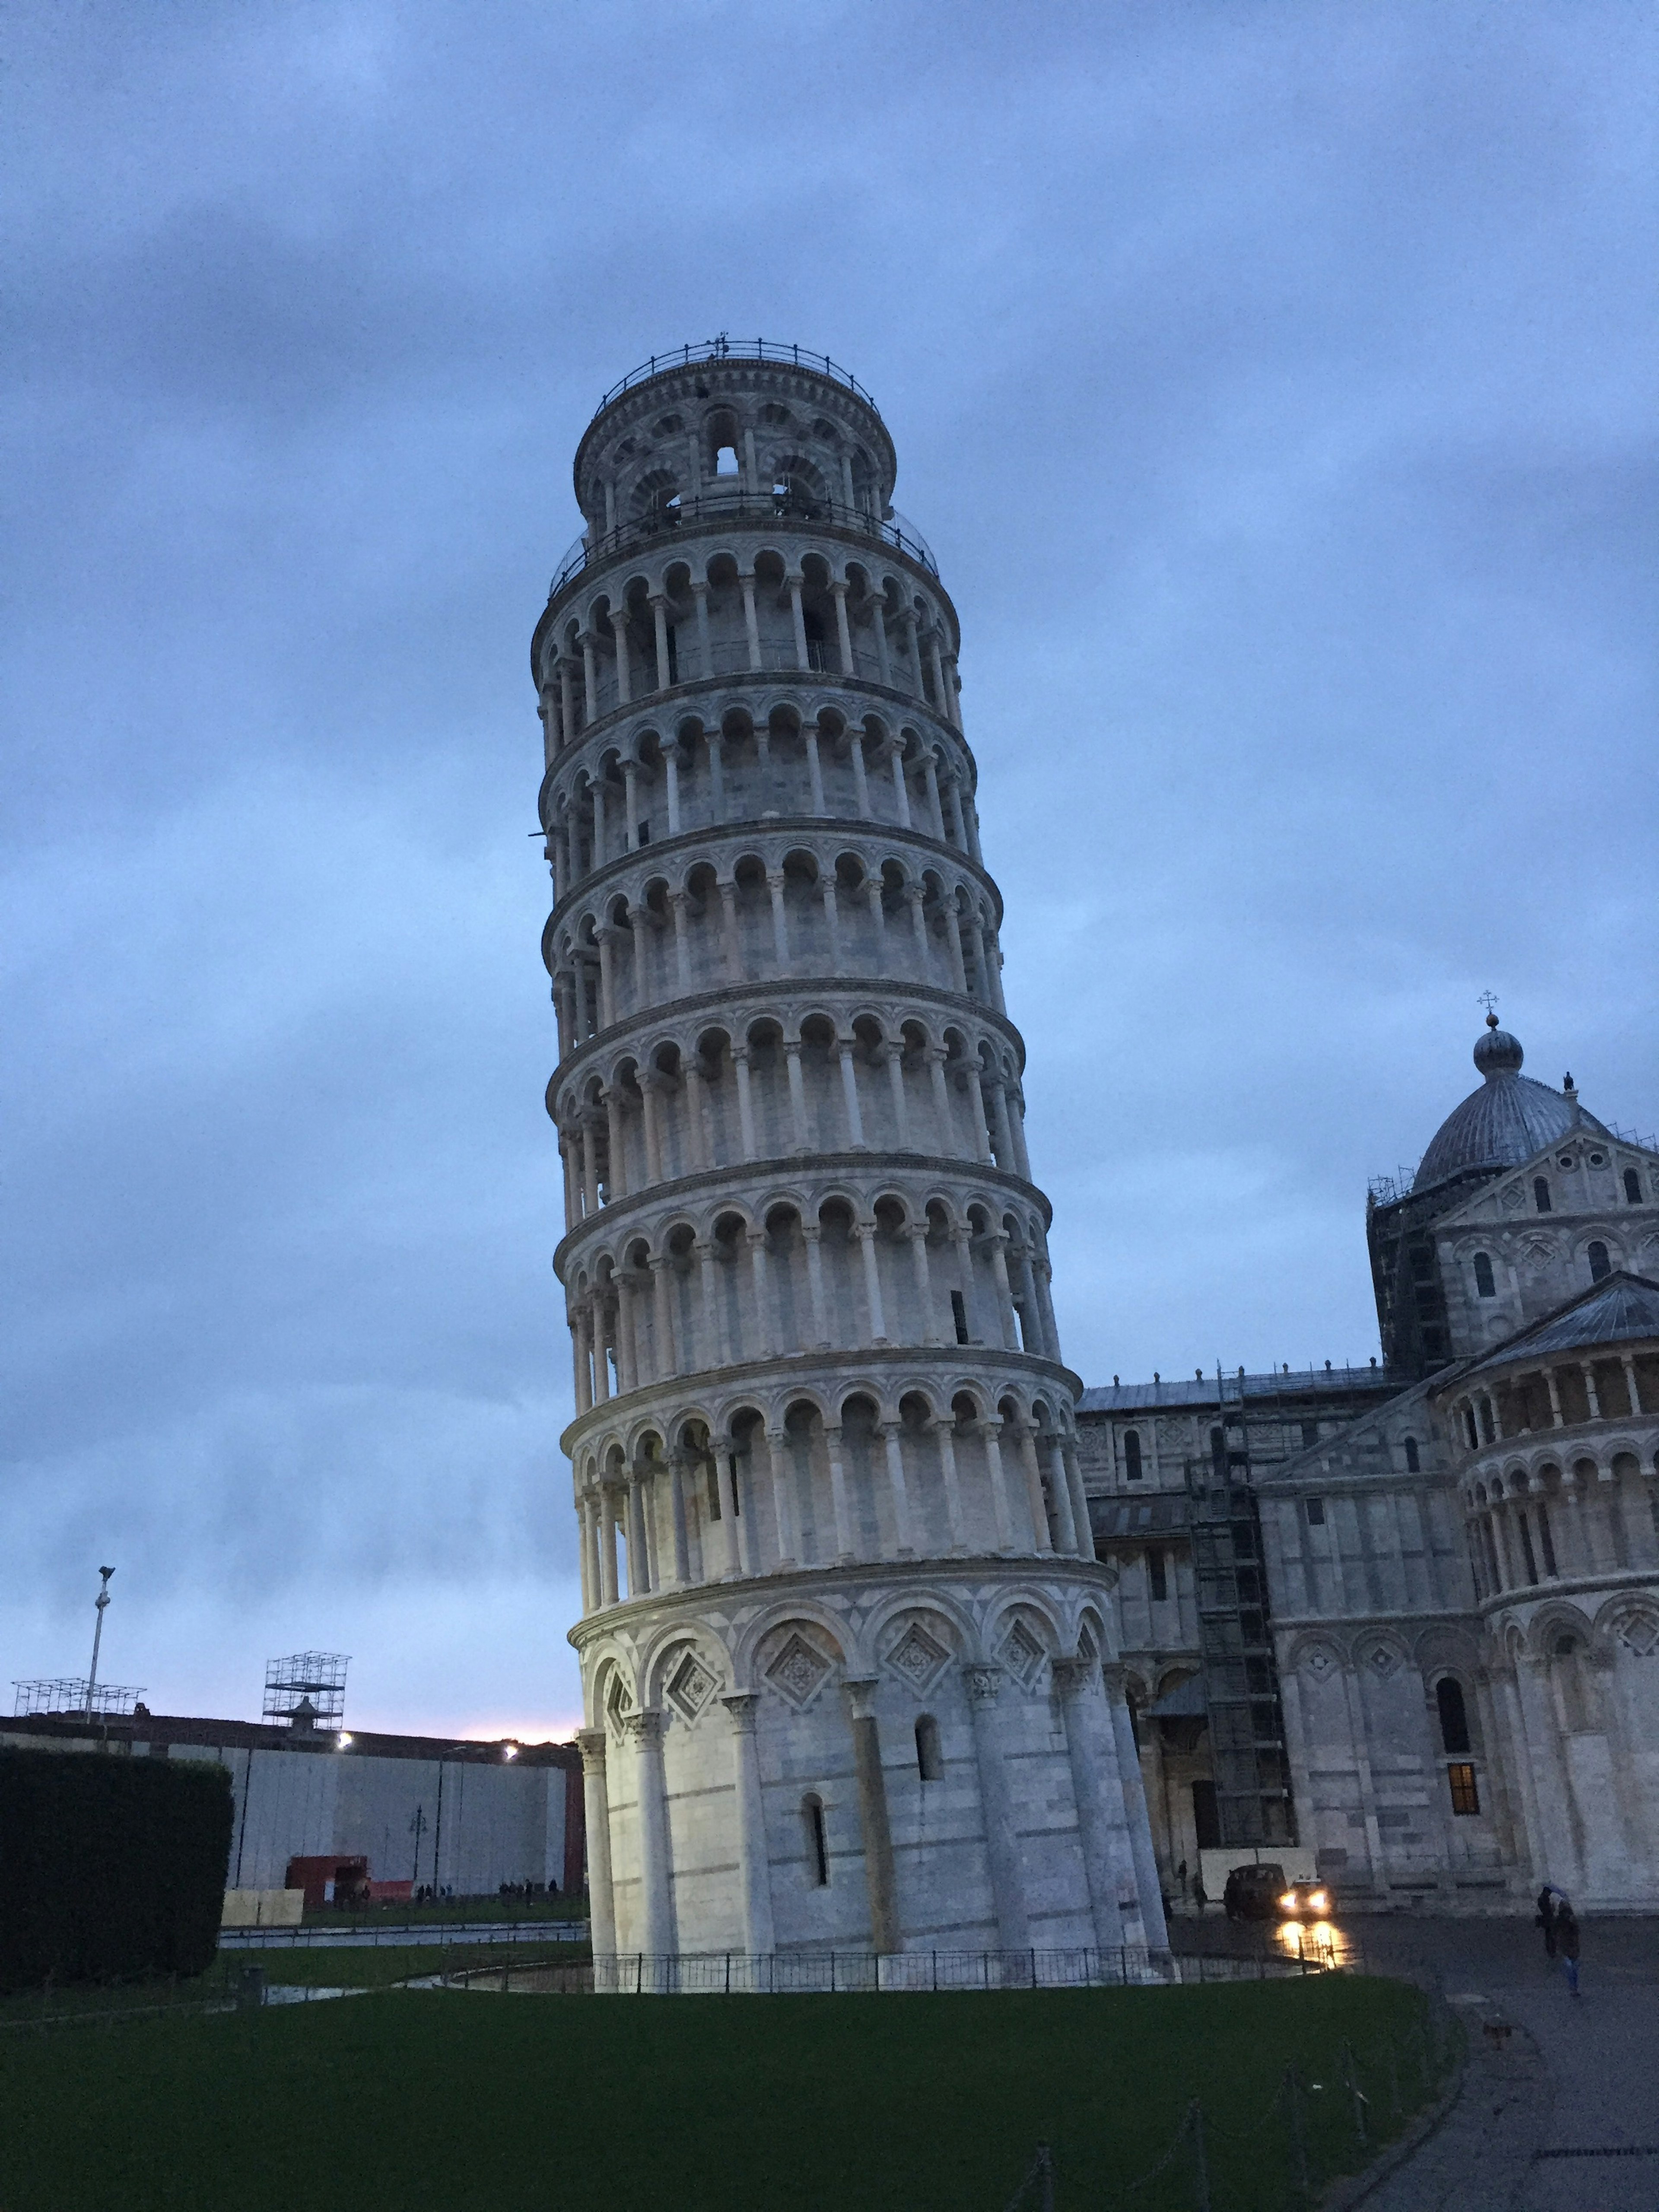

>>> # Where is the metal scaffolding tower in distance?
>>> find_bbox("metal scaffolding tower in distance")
[1185,1374,1297,1849]
[262,1652,350,1730]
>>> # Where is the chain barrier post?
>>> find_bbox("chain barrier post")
[1188,2102,1211,2212]
[1342,2042,1367,2145]
[1286,2063,1310,2205]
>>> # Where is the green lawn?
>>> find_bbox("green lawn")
[0,1974,1450,2212]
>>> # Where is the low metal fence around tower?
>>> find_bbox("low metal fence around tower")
[439,1942,1347,1997]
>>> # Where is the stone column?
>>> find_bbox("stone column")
[667,1449,692,1586]
[648,1252,676,1378]
[831,581,854,675]
[962,1663,1030,1949]
[603,1086,627,1202]
[878,1420,916,1557]
[804,721,826,813]
[1064,1443,1096,1560]
[1014,1423,1054,1554]
[575,1491,594,1613]
[854,1221,888,1345]
[845,1678,901,1953]
[610,604,631,706]
[1052,1659,1128,1951]
[557,656,575,751]
[933,1415,968,1552]
[767,868,791,966]
[823,1422,856,1560]
[1043,1435,1077,1554]
[922,753,947,841]
[849,734,873,819]
[627,1710,674,1961]
[888,745,912,829]
[747,1227,776,1359]
[578,1728,617,1958]
[692,580,711,680]
[707,731,727,820]
[930,1049,958,1153]
[802,1222,830,1345]
[740,570,762,670]
[979,1418,1017,1554]
[760,1424,798,1569]
[650,594,671,691]
[1102,1666,1167,1951]
[722,1693,775,1956]
[597,1485,619,1607]
[784,1039,811,1151]
[787,574,809,668]
[907,1223,940,1343]
[732,1045,758,1161]
[886,1044,911,1150]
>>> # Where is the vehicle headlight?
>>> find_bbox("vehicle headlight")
[1280,1892,1298,1910]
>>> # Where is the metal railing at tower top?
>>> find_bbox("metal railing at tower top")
[591,337,878,418]
[547,488,939,601]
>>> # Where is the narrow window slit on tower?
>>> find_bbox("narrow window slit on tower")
[951,1290,969,1345]
[802,1795,830,1885]
[915,1714,942,1781]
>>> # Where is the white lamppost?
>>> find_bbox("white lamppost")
[85,1566,114,1716]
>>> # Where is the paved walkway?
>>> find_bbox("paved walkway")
[1345,1915,1659,2212]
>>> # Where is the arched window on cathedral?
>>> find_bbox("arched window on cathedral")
[1533,1177,1553,1214]
[1404,1436,1421,1472]
[1436,1676,1471,1754]
[1588,1240,1611,1283]
[1123,1429,1143,1481]
[1625,1167,1643,1205]
[1473,1252,1496,1299]
[801,1794,830,1885]
[915,1714,943,1782]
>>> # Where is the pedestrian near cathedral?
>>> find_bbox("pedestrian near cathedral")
[1535,1884,1558,1961]
[1554,1899,1581,1996]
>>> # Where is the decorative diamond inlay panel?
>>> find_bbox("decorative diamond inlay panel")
[666,1650,718,1722]
[1366,1645,1400,1678]
[765,1632,832,1710]
[1615,1612,1659,1658]
[884,1621,950,1695]
[999,1619,1046,1688]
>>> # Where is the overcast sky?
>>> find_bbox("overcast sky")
[4,2,1654,1740]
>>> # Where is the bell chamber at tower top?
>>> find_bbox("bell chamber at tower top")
[530,345,963,763]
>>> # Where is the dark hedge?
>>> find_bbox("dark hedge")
[0,1748,233,1989]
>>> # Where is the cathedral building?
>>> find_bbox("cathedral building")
[1078,1016,1659,1911]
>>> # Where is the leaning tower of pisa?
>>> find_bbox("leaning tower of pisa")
[533,340,1165,1971]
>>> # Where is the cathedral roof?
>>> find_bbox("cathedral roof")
[1459,1271,1659,1379]
[1077,1364,1398,1413]
[1412,1016,1609,1193]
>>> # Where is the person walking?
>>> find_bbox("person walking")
[1535,1884,1558,1960]
[1554,1900,1581,1996]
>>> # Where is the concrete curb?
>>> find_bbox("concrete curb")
[1322,2040,1467,2211]
[1328,1998,1552,2212]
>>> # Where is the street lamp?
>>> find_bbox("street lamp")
[85,1567,114,1716]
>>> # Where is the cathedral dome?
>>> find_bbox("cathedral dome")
[1412,1016,1609,1192]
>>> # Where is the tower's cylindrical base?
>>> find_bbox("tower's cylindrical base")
[575,1559,1166,1960]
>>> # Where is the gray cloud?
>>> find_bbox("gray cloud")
[4,0,1654,1733]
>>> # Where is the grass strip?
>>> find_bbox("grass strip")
[0,1972,1449,2212]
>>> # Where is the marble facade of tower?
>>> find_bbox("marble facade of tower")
[532,340,1164,1962]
